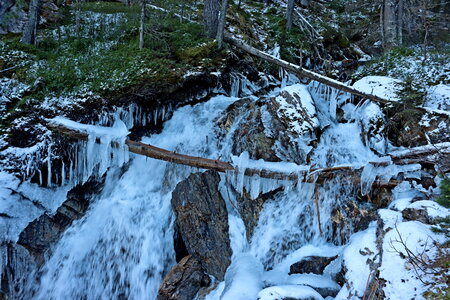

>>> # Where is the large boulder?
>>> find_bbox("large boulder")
[157,255,211,300]
[216,84,320,164]
[171,171,232,280]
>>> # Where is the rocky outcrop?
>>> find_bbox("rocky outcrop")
[289,255,338,275]
[157,255,211,300]
[216,84,320,164]
[0,0,61,35]
[171,171,231,280]
[388,109,450,148]
[17,177,104,264]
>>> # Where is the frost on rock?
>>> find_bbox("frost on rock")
[352,76,402,101]
[352,101,387,154]
[258,285,324,300]
[335,223,377,299]
[216,84,320,166]
[220,254,264,300]
[275,84,320,137]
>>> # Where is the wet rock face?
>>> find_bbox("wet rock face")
[289,255,338,275]
[17,178,104,264]
[236,188,282,240]
[216,85,320,164]
[157,255,211,300]
[171,171,231,281]
[330,201,377,244]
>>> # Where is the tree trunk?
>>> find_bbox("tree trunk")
[216,0,229,48]
[21,0,41,45]
[139,0,146,49]
[204,0,220,38]
[382,0,398,48]
[397,0,403,45]
[286,0,295,30]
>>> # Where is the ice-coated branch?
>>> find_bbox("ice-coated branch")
[45,121,412,188]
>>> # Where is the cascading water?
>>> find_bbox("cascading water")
[19,78,391,299]
[19,95,239,299]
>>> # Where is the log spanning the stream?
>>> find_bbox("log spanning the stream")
[45,121,448,188]
[223,36,393,105]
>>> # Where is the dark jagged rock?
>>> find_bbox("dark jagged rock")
[157,255,211,300]
[17,177,104,264]
[289,255,338,275]
[173,224,189,263]
[171,171,231,281]
[236,187,282,240]
[402,207,432,224]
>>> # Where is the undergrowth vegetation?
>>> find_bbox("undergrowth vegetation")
[0,1,225,101]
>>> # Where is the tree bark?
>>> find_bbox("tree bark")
[45,121,445,187]
[223,35,394,104]
[397,0,403,45]
[216,0,229,48]
[139,0,146,49]
[286,0,295,30]
[21,0,42,45]
[382,0,398,48]
[204,0,220,38]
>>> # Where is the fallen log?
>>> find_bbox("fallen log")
[223,35,393,105]
[45,121,440,189]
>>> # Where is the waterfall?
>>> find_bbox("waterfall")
[14,78,426,299]
[18,95,239,299]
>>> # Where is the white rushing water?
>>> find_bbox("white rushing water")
[17,79,409,299]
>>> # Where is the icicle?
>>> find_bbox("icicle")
[47,144,52,187]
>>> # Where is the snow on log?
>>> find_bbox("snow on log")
[44,120,437,189]
[223,35,394,105]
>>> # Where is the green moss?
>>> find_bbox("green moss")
[437,175,450,208]
[1,0,228,104]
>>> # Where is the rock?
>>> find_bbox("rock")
[330,201,377,243]
[0,0,27,34]
[17,178,104,264]
[388,109,450,147]
[171,171,232,280]
[402,208,432,224]
[157,255,211,300]
[216,84,320,164]
[258,285,324,300]
[289,255,338,275]
[357,102,387,154]
[172,224,189,263]
[236,187,282,240]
